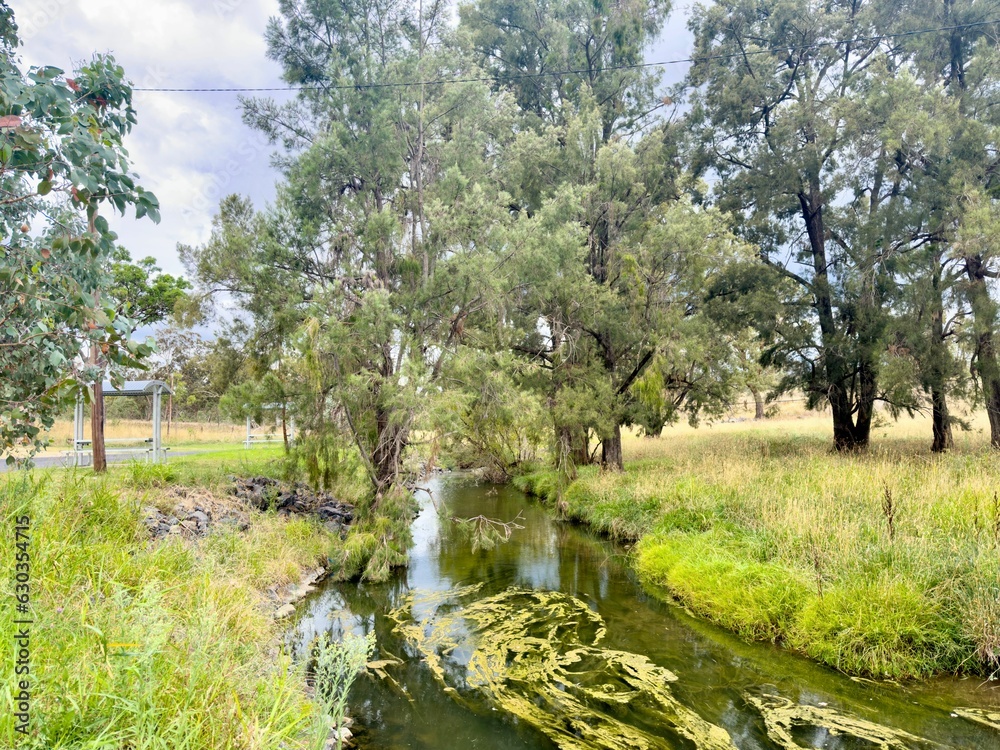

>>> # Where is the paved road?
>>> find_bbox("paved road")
[1,451,200,472]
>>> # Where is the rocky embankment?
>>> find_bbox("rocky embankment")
[142,476,355,540]
[232,475,355,533]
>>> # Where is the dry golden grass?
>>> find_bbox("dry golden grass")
[41,418,248,448]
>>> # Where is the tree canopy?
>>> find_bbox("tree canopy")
[0,5,160,460]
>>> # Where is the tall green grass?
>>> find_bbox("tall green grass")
[0,465,338,749]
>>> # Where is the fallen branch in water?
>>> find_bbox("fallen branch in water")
[452,512,525,553]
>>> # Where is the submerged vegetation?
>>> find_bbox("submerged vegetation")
[515,417,1000,680]
[388,584,737,749]
[385,580,965,749]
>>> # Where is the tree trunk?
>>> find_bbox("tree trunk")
[974,332,1000,447]
[931,384,954,452]
[281,402,289,454]
[91,383,107,473]
[799,187,873,452]
[372,403,409,500]
[829,379,874,451]
[90,345,107,473]
[929,255,953,452]
[749,385,765,420]
[555,424,590,468]
[965,255,1000,447]
[601,423,623,471]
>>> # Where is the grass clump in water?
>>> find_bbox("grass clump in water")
[791,576,965,679]
[636,530,809,642]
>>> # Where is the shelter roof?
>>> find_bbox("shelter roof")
[100,380,172,397]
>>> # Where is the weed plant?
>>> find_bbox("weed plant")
[309,632,375,750]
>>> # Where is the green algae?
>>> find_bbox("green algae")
[744,690,939,749]
[953,707,1000,732]
[387,585,736,749]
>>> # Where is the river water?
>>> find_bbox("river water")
[286,476,1000,749]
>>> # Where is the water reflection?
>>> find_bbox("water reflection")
[285,477,1000,749]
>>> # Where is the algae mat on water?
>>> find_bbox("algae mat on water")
[387,585,949,750]
[388,585,736,749]
[744,691,938,749]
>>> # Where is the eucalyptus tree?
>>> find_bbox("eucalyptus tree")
[107,248,189,328]
[901,1,1000,447]
[954,195,1000,446]
[0,4,159,461]
[687,0,952,451]
[892,240,968,451]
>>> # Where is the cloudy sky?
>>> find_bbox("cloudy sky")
[11,0,695,278]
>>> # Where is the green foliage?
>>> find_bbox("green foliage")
[310,631,375,750]
[107,247,189,328]
[0,33,160,460]
[332,485,417,582]
[458,0,671,137]
[436,351,550,480]
[288,430,366,496]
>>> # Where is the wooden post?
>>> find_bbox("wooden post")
[88,212,107,473]
[90,344,107,473]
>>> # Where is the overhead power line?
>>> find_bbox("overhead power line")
[132,18,1000,94]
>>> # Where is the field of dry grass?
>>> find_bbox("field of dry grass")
[40,418,252,448]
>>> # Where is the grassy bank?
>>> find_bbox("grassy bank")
[515,413,1000,680]
[0,451,347,749]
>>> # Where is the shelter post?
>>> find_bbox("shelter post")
[152,384,163,464]
[73,395,86,467]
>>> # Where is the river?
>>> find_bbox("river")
[286,476,1000,749]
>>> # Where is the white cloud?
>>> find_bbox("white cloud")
[10,0,288,276]
[8,0,696,281]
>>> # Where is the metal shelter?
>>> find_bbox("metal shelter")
[245,402,295,448]
[71,380,172,467]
